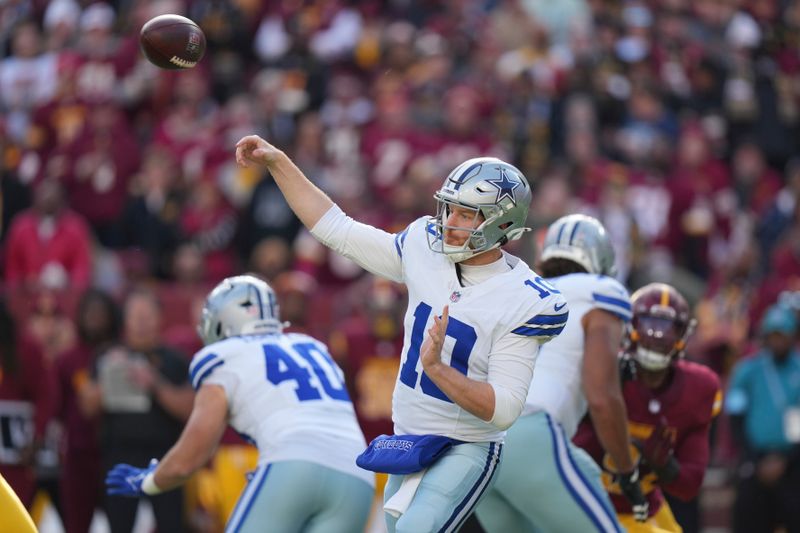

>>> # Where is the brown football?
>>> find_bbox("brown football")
[139,14,206,70]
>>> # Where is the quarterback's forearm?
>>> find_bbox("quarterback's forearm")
[267,151,335,229]
[424,363,495,422]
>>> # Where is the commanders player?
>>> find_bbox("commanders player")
[105,275,374,532]
[574,283,722,532]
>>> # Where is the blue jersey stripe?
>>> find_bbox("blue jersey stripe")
[525,312,569,326]
[189,353,219,383]
[592,293,632,310]
[595,305,632,322]
[400,227,409,246]
[193,360,224,389]
[512,325,566,337]
[394,226,410,258]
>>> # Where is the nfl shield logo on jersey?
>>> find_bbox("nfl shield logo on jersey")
[450,291,461,303]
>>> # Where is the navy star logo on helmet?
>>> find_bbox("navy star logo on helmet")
[485,168,520,205]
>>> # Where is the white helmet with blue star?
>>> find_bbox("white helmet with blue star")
[427,157,532,263]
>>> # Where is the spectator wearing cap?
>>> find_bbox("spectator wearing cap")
[725,304,800,533]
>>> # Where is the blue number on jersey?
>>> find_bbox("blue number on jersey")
[263,342,349,402]
[293,342,350,401]
[399,302,477,403]
[525,276,560,298]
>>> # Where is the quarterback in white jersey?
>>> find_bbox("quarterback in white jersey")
[106,276,373,533]
[235,136,568,533]
[477,214,647,533]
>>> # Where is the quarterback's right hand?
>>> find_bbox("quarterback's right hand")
[235,135,284,168]
[616,467,649,522]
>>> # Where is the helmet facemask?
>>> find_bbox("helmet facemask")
[631,314,696,371]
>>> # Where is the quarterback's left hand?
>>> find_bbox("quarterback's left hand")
[421,306,449,371]
[106,459,158,497]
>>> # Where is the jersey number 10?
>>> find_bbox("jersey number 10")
[399,302,477,402]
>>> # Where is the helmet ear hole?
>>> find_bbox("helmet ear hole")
[216,322,222,337]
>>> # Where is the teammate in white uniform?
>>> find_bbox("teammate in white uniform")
[234,136,568,533]
[476,214,648,533]
[105,275,374,533]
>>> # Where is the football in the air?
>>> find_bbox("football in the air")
[139,14,206,70]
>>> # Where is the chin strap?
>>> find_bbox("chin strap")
[455,263,464,287]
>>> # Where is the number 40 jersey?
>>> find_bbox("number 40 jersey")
[188,333,373,487]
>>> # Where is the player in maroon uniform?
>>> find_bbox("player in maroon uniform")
[574,283,722,532]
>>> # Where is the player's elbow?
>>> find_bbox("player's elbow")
[489,385,523,430]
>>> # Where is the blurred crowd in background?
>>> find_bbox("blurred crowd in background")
[1,0,800,531]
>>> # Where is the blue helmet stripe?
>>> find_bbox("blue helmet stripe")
[556,222,566,244]
[450,162,482,190]
[249,283,264,319]
[569,221,581,245]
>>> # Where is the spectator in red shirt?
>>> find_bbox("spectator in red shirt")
[4,178,93,290]
[0,299,58,507]
[56,288,121,533]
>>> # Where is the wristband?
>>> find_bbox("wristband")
[141,472,163,495]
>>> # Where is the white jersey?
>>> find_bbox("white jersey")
[523,273,631,438]
[189,333,373,486]
[312,209,569,443]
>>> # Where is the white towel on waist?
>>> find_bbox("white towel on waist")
[383,469,426,518]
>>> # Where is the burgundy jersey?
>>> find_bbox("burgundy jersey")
[574,360,722,516]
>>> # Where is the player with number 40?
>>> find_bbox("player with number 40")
[105,275,374,533]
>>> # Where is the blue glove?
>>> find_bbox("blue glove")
[106,459,158,497]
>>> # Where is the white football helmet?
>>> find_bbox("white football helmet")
[197,275,282,345]
[540,214,616,276]
[427,157,532,263]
